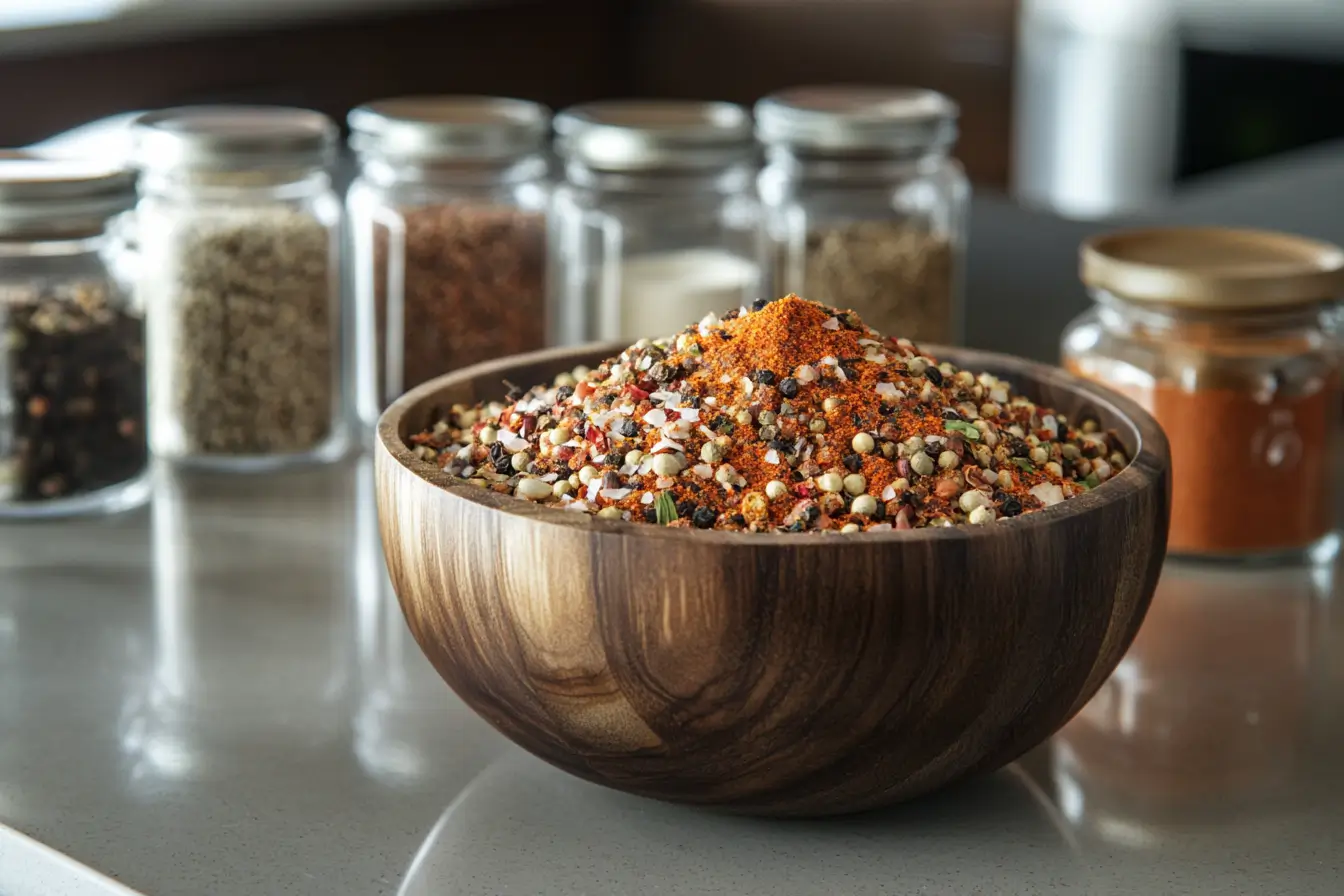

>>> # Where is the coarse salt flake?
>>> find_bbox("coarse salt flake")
[641,492,655,504]
[796,365,818,384]
[765,449,781,465]
[679,408,700,422]
[503,437,529,453]
[643,409,667,427]
[1030,483,1065,507]
[881,484,897,501]
[651,438,684,454]
[820,356,837,367]
[822,317,841,330]
[864,353,888,365]
[586,479,602,502]
[875,382,899,398]
[740,377,755,397]
[599,488,632,501]
[720,374,732,384]
[650,391,679,403]
[541,473,559,482]
[699,425,716,440]
[692,463,713,479]
[565,500,590,512]
[858,338,881,346]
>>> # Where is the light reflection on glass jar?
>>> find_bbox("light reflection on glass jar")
[1050,561,1331,849]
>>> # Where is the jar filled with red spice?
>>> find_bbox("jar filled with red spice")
[1062,227,1344,562]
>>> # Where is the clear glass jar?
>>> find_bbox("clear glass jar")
[347,96,551,429]
[1062,227,1344,563]
[134,106,346,469]
[549,100,763,344]
[756,86,969,345]
[0,152,149,518]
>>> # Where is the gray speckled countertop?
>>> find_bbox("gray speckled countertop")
[2,459,1343,895]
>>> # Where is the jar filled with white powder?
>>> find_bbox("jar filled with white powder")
[549,100,763,343]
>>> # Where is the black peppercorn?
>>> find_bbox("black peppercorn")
[488,442,511,474]
[753,369,776,386]
[692,506,717,529]
[642,507,658,523]
[803,504,821,523]
[1000,495,1023,517]
[843,453,863,473]
[555,385,574,402]
[730,513,747,527]
[618,418,639,438]
[751,298,769,312]
[924,365,943,386]
[677,500,697,518]
[778,377,798,398]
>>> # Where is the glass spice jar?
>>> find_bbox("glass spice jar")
[0,152,148,518]
[756,86,969,345]
[549,100,764,344]
[133,106,346,469]
[1062,227,1344,563]
[347,96,551,428]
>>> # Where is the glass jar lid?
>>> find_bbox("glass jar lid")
[133,106,336,172]
[754,86,958,155]
[554,100,754,171]
[0,150,135,237]
[1081,227,1344,310]
[348,96,551,162]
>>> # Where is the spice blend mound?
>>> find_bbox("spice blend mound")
[411,296,1129,532]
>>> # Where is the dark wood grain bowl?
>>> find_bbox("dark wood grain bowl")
[375,343,1171,818]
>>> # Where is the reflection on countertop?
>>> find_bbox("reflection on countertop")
[2,461,1343,894]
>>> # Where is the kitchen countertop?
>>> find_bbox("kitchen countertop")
[2,457,1343,895]
[5,144,1344,892]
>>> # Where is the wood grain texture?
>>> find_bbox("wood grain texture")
[375,343,1171,817]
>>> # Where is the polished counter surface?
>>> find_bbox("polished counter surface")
[1,461,1342,894]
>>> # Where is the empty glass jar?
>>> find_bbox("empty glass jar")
[347,96,551,428]
[756,86,969,345]
[134,106,346,469]
[0,151,148,518]
[549,100,763,344]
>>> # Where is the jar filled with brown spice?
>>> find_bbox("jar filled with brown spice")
[347,96,551,429]
[756,86,969,345]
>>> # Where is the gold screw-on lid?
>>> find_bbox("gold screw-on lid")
[1080,227,1344,309]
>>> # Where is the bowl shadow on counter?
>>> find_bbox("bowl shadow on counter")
[398,749,1086,896]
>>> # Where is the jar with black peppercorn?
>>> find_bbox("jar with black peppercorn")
[134,106,346,469]
[0,151,148,517]
[346,96,551,429]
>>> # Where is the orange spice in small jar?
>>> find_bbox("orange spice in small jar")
[1062,227,1344,562]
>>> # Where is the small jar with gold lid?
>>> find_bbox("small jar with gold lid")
[1061,227,1344,563]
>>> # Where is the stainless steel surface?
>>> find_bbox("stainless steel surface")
[347,97,551,163]
[133,107,337,172]
[2,456,1343,894]
[553,100,755,172]
[753,86,957,156]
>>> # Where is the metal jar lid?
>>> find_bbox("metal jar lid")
[348,96,551,162]
[1081,227,1344,310]
[0,151,136,237]
[554,100,754,172]
[754,86,959,155]
[133,106,336,172]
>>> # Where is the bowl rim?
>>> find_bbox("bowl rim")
[376,342,1170,546]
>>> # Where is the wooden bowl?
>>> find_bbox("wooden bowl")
[375,343,1171,817]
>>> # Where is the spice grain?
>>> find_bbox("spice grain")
[1,281,146,502]
[145,206,335,455]
[414,296,1126,532]
[798,221,954,344]
[373,204,544,401]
